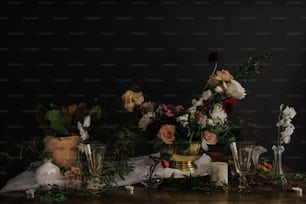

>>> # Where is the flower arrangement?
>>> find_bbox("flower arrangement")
[35,101,103,141]
[122,53,272,152]
[275,104,296,146]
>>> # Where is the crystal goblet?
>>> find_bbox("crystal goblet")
[83,143,106,188]
[230,142,254,192]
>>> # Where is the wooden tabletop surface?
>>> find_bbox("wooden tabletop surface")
[1,186,305,204]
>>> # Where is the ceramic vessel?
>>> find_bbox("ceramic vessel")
[35,159,62,186]
[43,135,80,169]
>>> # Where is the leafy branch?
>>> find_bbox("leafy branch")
[233,53,273,81]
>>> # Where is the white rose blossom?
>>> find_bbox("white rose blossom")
[225,80,246,100]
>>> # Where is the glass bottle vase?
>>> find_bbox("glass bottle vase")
[271,145,287,190]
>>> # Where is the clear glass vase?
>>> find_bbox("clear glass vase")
[271,145,287,190]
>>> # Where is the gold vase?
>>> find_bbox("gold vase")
[161,142,202,172]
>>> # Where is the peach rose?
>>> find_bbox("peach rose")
[208,75,221,88]
[202,131,218,145]
[208,69,233,88]
[122,90,144,112]
[216,69,233,81]
[157,124,176,144]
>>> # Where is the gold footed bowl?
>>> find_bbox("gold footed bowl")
[161,142,202,172]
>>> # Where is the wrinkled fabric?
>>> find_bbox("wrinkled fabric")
[1,153,211,192]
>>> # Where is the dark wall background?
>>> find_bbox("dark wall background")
[1,0,305,185]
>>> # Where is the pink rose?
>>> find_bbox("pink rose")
[64,166,81,181]
[157,124,175,144]
[202,131,218,145]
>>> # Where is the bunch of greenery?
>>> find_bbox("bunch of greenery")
[35,100,104,137]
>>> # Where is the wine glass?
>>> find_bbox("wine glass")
[230,142,254,191]
[83,143,106,189]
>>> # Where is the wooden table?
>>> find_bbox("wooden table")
[1,186,305,204]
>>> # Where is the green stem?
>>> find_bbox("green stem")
[277,105,283,146]
[203,62,218,91]
[188,131,194,144]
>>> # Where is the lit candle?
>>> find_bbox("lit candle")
[210,162,228,186]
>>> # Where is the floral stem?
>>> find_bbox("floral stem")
[277,105,283,147]
[189,131,194,144]
[211,62,218,76]
[203,62,218,91]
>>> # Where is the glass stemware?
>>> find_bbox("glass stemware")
[230,142,254,191]
[83,143,106,188]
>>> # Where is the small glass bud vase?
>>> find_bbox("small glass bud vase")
[271,145,287,190]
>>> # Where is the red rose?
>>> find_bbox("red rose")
[222,97,236,114]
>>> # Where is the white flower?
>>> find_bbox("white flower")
[281,135,291,144]
[281,125,295,138]
[276,118,292,127]
[83,115,91,128]
[277,104,296,145]
[215,86,223,93]
[78,143,85,153]
[197,114,207,128]
[282,106,296,119]
[191,98,203,108]
[202,90,212,100]
[79,127,89,141]
[188,106,197,113]
[209,103,227,126]
[176,114,189,127]
[138,112,155,131]
[78,121,89,141]
[225,80,246,100]
[280,125,294,145]
[207,118,214,126]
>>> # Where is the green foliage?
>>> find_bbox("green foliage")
[163,174,225,192]
[45,109,69,136]
[233,53,273,81]
[35,101,104,137]
[111,129,137,159]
